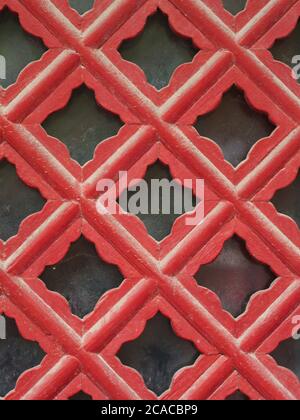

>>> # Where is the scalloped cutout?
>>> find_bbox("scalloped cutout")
[69,0,95,15]
[118,160,199,242]
[0,159,46,242]
[272,171,300,228]
[271,338,300,381]
[117,312,200,396]
[42,84,124,166]
[222,0,247,16]
[118,10,199,90]
[69,391,93,400]
[40,236,124,319]
[194,85,276,167]
[226,390,250,400]
[195,235,276,318]
[0,316,45,398]
[0,7,47,89]
[270,19,300,82]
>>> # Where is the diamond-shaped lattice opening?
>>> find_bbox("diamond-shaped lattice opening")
[271,338,300,380]
[195,236,276,318]
[69,391,93,401]
[0,7,47,88]
[226,391,250,401]
[270,19,300,81]
[222,0,247,16]
[0,315,45,397]
[0,160,46,242]
[69,0,94,15]
[118,161,199,242]
[194,85,276,167]
[272,172,300,228]
[117,313,200,396]
[40,236,124,319]
[118,10,199,90]
[42,85,124,166]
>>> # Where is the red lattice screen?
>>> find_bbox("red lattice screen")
[0,0,299,401]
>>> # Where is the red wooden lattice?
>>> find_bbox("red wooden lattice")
[0,0,300,401]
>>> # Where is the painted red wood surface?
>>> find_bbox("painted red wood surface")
[0,0,299,400]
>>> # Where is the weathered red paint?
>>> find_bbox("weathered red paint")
[0,0,299,400]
